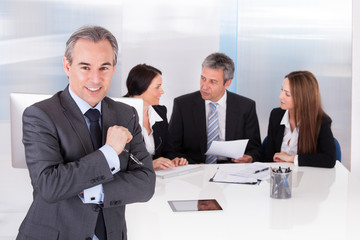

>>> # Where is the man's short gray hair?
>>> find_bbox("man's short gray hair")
[64,25,118,66]
[202,52,235,83]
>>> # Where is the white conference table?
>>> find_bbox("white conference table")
[126,162,360,240]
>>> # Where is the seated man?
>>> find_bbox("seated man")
[169,52,262,164]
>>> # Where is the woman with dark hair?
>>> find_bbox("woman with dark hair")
[125,64,188,170]
[264,71,336,168]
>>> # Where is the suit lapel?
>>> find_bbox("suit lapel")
[59,87,94,154]
[192,93,207,153]
[101,98,117,146]
[225,91,237,141]
[152,122,162,158]
[276,121,286,151]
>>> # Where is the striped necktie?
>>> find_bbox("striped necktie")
[206,102,219,164]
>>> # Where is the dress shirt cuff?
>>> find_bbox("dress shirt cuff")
[293,155,299,166]
[79,184,104,204]
[100,144,120,174]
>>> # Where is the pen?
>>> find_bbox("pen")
[254,167,269,174]
[123,148,143,165]
[209,167,219,182]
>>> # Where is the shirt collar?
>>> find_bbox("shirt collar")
[280,110,290,128]
[148,105,163,127]
[205,90,227,107]
[68,87,102,114]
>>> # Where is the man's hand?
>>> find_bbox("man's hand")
[231,154,253,163]
[105,125,132,155]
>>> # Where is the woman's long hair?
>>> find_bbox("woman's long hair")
[124,64,162,97]
[286,71,325,154]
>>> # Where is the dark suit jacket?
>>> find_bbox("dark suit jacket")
[264,107,336,168]
[151,105,176,160]
[168,91,262,164]
[17,87,155,240]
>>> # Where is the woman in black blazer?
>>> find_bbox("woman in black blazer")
[125,64,188,170]
[264,71,336,168]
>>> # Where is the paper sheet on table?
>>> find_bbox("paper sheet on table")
[205,139,249,159]
[210,162,271,184]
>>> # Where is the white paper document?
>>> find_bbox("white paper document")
[156,165,202,179]
[210,162,271,184]
[205,139,249,159]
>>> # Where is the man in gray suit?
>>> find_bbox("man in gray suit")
[169,52,262,164]
[16,26,155,240]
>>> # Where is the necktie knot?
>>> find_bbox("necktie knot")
[85,109,100,122]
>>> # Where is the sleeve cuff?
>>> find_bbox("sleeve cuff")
[293,155,299,166]
[100,144,120,174]
[80,184,104,204]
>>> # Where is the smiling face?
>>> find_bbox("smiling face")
[279,77,294,111]
[200,67,231,102]
[140,74,164,106]
[63,38,116,107]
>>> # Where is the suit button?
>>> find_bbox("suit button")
[93,205,101,212]
[111,200,121,205]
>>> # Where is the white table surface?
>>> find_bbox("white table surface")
[126,162,360,240]
[1,122,359,240]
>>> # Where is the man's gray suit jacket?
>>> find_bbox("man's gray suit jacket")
[16,87,155,240]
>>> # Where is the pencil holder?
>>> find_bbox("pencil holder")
[270,168,292,199]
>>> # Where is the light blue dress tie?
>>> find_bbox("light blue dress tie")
[206,102,219,164]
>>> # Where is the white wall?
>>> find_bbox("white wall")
[0,0,356,173]
[351,0,360,176]
[119,0,220,114]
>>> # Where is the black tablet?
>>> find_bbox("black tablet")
[168,199,223,212]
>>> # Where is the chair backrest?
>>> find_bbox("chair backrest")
[261,136,268,160]
[334,138,341,162]
[261,136,341,162]
[10,93,143,169]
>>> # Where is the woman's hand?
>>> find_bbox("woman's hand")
[273,152,295,163]
[172,157,188,167]
[152,157,175,170]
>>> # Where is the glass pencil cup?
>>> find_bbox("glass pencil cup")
[270,168,292,199]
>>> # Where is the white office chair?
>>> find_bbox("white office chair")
[9,93,143,169]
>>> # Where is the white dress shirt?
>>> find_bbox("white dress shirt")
[142,105,163,156]
[205,92,227,160]
[280,110,299,165]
